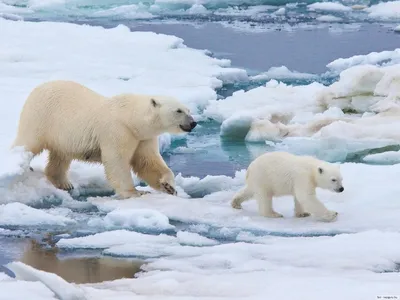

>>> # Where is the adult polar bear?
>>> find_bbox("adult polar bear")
[231,152,344,222]
[12,80,197,199]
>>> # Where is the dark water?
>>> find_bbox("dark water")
[129,22,400,74]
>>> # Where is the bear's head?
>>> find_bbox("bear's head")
[151,96,197,134]
[315,163,344,193]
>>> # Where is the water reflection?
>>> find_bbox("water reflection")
[19,239,144,284]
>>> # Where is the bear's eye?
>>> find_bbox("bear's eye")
[331,179,337,182]
[176,109,183,113]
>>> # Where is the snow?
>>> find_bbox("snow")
[273,7,286,15]
[0,280,58,300]
[204,60,400,151]
[56,228,217,258]
[363,150,400,164]
[93,4,155,19]
[327,48,400,72]
[87,208,175,232]
[176,231,218,246]
[9,228,400,299]
[28,0,66,10]
[5,262,87,300]
[308,2,352,12]
[56,230,177,249]
[0,203,75,227]
[366,1,400,20]
[251,66,318,81]
[204,79,324,125]
[316,15,343,22]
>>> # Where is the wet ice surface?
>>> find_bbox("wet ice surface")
[1,6,400,299]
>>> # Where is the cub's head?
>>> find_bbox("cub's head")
[150,96,197,134]
[315,163,344,193]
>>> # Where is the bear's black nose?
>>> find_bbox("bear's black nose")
[338,187,344,192]
[190,121,197,129]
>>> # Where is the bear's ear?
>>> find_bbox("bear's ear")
[151,98,160,108]
[318,167,323,174]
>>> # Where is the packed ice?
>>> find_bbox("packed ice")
[204,58,400,163]
[307,2,352,12]
[0,0,398,29]
[366,1,400,20]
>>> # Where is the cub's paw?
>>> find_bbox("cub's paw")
[318,210,338,222]
[231,200,242,209]
[295,212,311,218]
[263,211,284,218]
[161,182,177,196]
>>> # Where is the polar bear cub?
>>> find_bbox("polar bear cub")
[231,151,344,222]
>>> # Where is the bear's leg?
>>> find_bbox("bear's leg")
[45,151,73,191]
[294,197,311,218]
[255,190,283,218]
[103,158,147,199]
[231,186,253,209]
[294,188,338,222]
[131,139,177,196]
[101,142,147,199]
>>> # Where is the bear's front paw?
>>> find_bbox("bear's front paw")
[318,210,338,222]
[161,182,177,196]
[57,180,74,191]
[295,212,311,218]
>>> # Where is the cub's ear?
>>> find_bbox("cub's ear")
[151,98,160,108]
[318,167,323,174]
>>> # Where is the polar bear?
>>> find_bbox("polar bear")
[231,151,344,222]
[12,80,197,199]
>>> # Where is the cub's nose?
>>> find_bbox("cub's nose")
[190,121,197,129]
[338,187,344,193]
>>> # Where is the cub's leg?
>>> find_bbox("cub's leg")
[255,189,283,218]
[231,186,253,209]
[45,151,73,191]
[294,185,338,222]
[294,197,311,218]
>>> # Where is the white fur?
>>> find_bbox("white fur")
[231,151,344,222]
[12,80,195,198]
